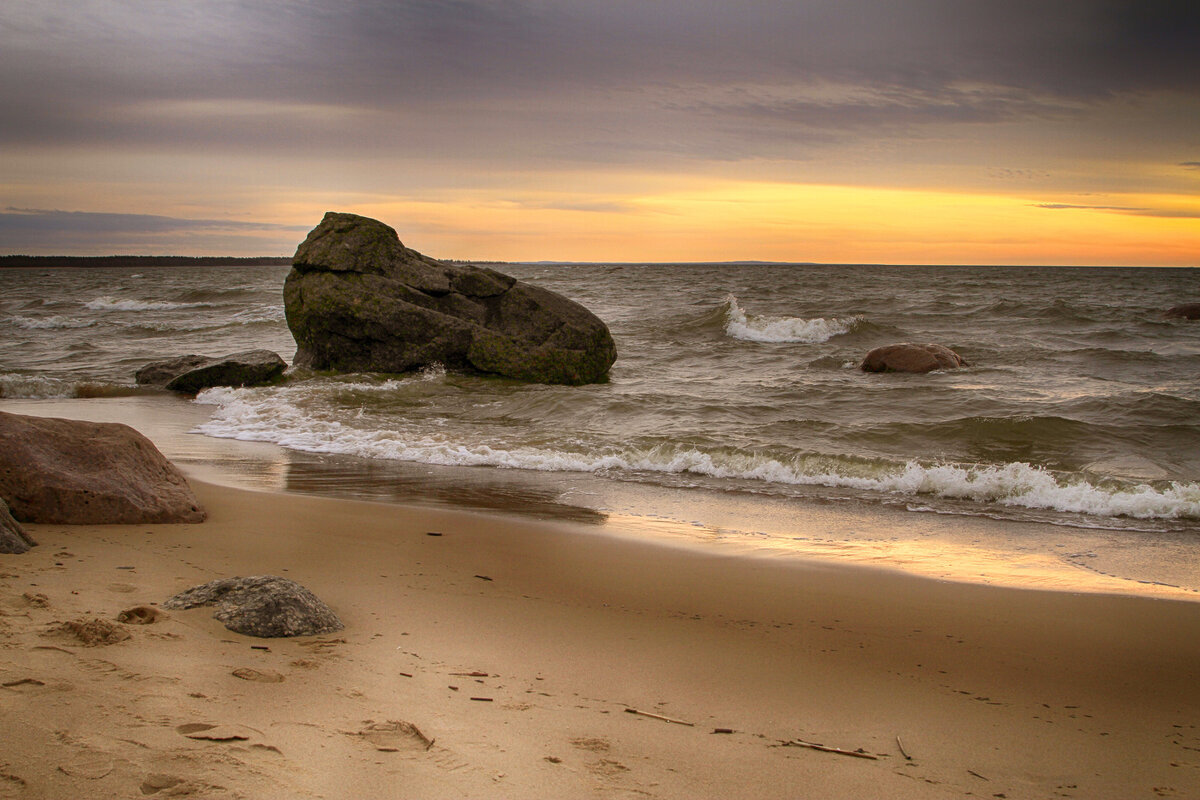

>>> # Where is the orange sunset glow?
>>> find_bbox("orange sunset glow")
[1,2,1197,265]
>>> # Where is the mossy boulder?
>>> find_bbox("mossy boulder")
[283,213,617,384]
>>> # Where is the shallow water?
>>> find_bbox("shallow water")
[2,262,1199,596]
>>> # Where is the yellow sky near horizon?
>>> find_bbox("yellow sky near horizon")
[346,181,1200,266]
[4,4,1198,266]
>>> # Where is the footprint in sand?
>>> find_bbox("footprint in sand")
[349,720,434,752]
[231,667,285,683]
[0,772,25,800]
[140,774,185,795]
[588,758,630,777]
[570,737,611,753]
[117,605,166,625]
[140,775,233,797]
[57,753,114,780]
[21,592,50,608]
[176,722,262,742]
[47,618,131,646]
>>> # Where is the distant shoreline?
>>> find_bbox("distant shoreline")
[0,255,293,268]
[1,254,1190,269]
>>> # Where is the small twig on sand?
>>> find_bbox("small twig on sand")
[624,708,695,726]
[450,671,490,677]
[782,739,879,760]
[967,769,990,781]
[896,736,912,761]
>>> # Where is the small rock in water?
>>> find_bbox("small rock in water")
[860,343,968,373]
[136,350,286,394]
[1163,302,1200,320]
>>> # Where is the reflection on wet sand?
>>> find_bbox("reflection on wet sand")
[276,454,609,525]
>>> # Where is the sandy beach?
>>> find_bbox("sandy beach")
[1,476,1198,799]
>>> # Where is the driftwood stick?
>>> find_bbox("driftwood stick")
[784,739,879,760]
[896,735,912,760]
[624,708,695,726]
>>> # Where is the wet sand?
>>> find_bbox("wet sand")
[3,478,1200,799]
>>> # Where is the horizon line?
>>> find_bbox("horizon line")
[0,254,1194,270]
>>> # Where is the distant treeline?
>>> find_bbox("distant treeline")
[0,255,292,269]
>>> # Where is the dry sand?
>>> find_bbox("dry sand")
[2,478,1199,799]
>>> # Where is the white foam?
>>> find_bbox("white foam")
[7,315,96,330]
[723,295,857,343]
[193,385,1200,523]
[85,296,211,312]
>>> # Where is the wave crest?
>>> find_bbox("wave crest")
[0,373,140,399]
[723,295,858,343]
[6,315,96,330]
[85,296,212,312]
[192,385,1200,523]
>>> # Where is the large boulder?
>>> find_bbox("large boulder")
[860,343,968,373]
[164,576,344,638]
[0,497,36,554]
[136,350,286,393]
[0,411,205,524]
[1164,303,1200,320]
[283,212,617,384]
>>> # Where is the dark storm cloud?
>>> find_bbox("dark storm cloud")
[2,0,1197,156]
[0,209,308,236]
[1034,203,1200,219]
[0,209,308,255]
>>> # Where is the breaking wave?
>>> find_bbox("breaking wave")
[723,295,859,343]
[193,384,1200,524]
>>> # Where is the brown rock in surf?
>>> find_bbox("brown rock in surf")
[860,343,968,374]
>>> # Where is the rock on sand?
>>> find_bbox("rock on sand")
[164,576,343,638]
[0,410,205,524]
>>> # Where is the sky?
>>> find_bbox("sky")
[1,0,1198,265]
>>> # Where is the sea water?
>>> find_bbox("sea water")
[3,262,1198,595]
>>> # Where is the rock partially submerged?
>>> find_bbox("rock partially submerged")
[0,410,205,524]
[284,212,617,384]
[0,497,36,554]
[860,343,968,373]
[164,576,343,638]
[136,350,286,393]
[134,354,210,386]
[1164,303,1200,320]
